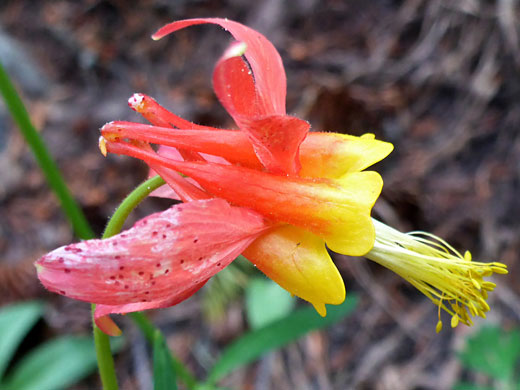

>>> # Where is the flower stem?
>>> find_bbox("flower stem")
[0,62,95,240]
[102,175,166,239]
[92,303,119,390]
[100,175,197,389]
[101,175,197,389]
[89,175,167,389]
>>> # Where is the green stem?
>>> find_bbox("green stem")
[0,62,95,240]
[130,312,198,389]
[90,175,166,390]
[101,175,197,389]
[102,175,166,238]
[0,61,190,389]
[92,304,119,390]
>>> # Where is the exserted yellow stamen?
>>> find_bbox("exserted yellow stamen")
[365,219,508,331]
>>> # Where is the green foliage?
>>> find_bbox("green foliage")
[0,301,122,390]
[205,294,359,384]
[245,277,295,329]
[0,63,94,240]
[455,326,520,390]
[2,336,99,390]
[153,330,178,390]
[0,301,43,380]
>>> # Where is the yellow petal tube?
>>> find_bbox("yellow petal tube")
[243,225,346,316]
[321,171,383,256]
[299,133,394,179]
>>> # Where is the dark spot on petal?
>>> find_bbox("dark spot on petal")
[198,257,203,261]
[58,257,64,263]
[65,246,82,253]
[60,290,66,295]
[145,291,149,295]
[115,281,120,286]
[119,266,124,270]
[162,234,167,239]
[166,224,171,228]
[180,260,185,264]
[121,234,127,238]
[156,263,161,267]
[124,285,129,289]
[296,242,301,247]
[64,269,71,274]
[110,276,116,280]
[138,271,144,276]
[193,238,198,243]
[217,262,222,267]
[151,281,156,286]
[164,269,170,274]
[112,241,118,246]
[115,256,121,260]
[118,275,124,279]
[141,299,147,302]
[152,231,158,236]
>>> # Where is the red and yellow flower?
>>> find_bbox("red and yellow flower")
[36,18,506,335]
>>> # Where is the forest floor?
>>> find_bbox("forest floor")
[1,1,519,389]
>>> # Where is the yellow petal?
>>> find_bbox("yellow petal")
[320,171,382,256]
[299,132,394,179]
[243,225,345,316]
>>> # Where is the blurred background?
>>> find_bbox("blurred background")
[1,0,519,389]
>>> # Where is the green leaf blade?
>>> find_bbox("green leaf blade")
[153,330,177,390]
[0,301,44,380]
[3,336,100,390]
[207,294,359,384]
[246,278,296,329]
[458,326,520,381]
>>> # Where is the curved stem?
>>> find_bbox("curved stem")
[102,175,166,239]
[91,175,166,390]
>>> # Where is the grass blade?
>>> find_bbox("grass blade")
[153,330,178,390]
[207,294,359,384]
[0,62,94,240]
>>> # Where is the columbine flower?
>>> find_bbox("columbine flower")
[36,18,506,335]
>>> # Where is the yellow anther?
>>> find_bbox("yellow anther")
[436,321,443,333]
[366,219,508,332]
[468,302,477,316]
[491,266,508,274]
[451,315,459,328]
[479,297,490,312]
[481,281,496,291]
[460,307,470,323]
[98,136,108,157]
